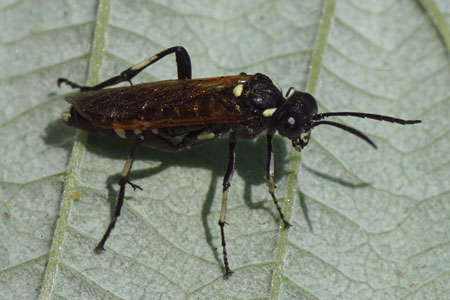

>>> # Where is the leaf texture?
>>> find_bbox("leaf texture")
[0,0,448,299]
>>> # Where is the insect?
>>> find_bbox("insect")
[57,46,421,276]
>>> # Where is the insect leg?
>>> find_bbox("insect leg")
[95,134,145,252]
[58,46,192,91]
[266,131,291,229]
[219,131,237,276]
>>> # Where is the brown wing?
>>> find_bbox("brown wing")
[66,75,254,130]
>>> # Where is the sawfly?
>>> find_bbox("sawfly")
[58,46,421,276]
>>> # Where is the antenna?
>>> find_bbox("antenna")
[312,120,377,148]
[313,112,421,125]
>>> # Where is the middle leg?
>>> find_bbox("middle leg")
[95,134,145,252]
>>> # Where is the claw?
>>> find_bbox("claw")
[127,181,143,190]
[283,221,292,229]
[223,268,234,278]
[57,78,83,90]
[94,245,105,253]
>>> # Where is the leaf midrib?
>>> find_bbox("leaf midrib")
[269,0,337,299]
[39,0,112,298]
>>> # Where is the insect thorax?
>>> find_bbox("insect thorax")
[239,73,284,115]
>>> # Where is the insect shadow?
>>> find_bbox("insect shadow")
[43,118,371,266]
[43,114,291,266]
[297,161,371,233]
[82,132,289,267]
[43,118,78,153]
[302,165,370,189]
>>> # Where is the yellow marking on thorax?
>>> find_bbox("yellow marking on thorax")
[62,107,71,123]
[233,84,244,98]
[114,128,127,139]
[197,131,215,140]
[271,78,281,92]
[263,108,277,117]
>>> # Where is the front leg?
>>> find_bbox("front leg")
[58,46,192,91]
[266,131,291,229]
[219,131,238,277]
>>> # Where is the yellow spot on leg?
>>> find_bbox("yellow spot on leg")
[219,190,229,223]
[131,55,158,71]
[121,158,132,177]
[267,175,276,194]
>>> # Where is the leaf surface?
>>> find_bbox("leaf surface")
[0,0,449,299]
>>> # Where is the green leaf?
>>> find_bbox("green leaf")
[1,0,449,299]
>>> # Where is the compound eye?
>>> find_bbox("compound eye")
[276,111,303,139]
